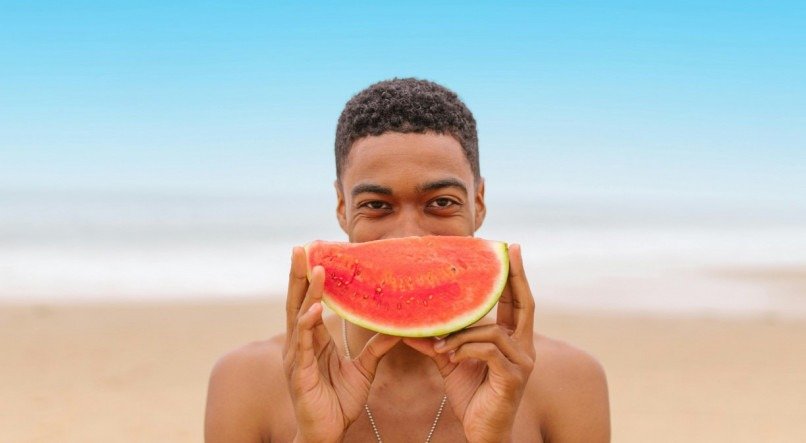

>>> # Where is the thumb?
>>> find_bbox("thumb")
[354,333,401,379]
[403,338,455,377]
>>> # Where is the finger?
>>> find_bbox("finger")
[297,265,325,321]
[403,338,456,377]
[450,342,514,375]
[309,310,335,359]
[354,333,402,379]
[403,337,439,357]
[298,266,329,355]
[434,324,526,365]
[296,302,324,370]
[507,244,536,339]
[312,318,333,357]
[285,246,310,338]
[496,281,515,331]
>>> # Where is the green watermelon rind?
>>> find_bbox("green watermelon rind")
[305,239,509,338]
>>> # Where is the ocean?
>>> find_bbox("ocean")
[3,188,805,317]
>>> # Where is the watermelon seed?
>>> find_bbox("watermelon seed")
[451,266,457,273]
[396,303,402,310]
[363,293,369,299]
[346,264,360,284]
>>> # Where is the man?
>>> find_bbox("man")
[205,78,610,442]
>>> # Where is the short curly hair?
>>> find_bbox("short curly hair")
[335,78,479,181]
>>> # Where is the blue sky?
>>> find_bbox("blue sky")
[1,1,804,206]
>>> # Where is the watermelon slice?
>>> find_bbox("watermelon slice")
[305,236,509,337]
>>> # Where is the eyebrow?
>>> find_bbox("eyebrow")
[417,178,468,195]
[351,183,393,197]
[351,178,468,198]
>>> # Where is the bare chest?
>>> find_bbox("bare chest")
[268,401,543,442]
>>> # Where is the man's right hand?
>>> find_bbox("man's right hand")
[283,246,400,443]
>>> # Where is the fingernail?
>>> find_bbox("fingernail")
[434,339,446,351]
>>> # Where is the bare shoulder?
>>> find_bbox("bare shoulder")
[532,333,607,391]
[528,333,610,442]
[204,335,290,442]
[208,335,286,393]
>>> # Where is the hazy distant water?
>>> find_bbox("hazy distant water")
[3,189,806,317]
[1,190,343,300]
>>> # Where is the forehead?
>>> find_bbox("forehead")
[342,132,474,190]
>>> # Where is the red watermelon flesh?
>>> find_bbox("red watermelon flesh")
[305,236,509,337]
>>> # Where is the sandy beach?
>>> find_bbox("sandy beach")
[4,292,805,442]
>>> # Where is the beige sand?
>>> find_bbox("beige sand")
[3,296,805,442]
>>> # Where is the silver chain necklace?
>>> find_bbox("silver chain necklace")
[342,319,448,443]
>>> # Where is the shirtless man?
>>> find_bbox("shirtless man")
[205,78,610,442]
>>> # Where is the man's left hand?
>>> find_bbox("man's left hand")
[405,243,536,443]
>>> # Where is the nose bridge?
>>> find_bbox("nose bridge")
[392,203,428,238]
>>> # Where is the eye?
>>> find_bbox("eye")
[428,197,460,208]
[359,200,391,210]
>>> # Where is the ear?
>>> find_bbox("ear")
[473,177,487,232]
[335,180,348,234]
